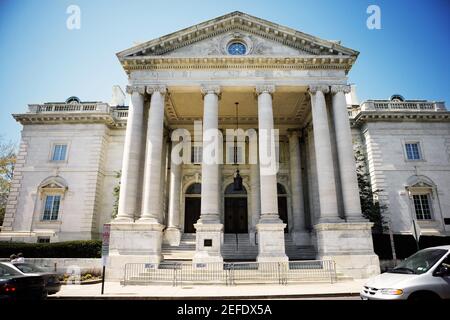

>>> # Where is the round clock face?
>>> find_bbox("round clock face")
[227,42,247,55]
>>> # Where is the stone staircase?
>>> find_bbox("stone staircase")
[162,233,317,261]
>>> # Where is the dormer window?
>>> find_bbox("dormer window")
[227,42,247,55]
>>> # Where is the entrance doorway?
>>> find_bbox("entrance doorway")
[224,184,248,234]
[184,183,201,233]
[277,183,289,233]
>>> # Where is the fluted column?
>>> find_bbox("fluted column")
[140,85,167,222]
[198,85,221,223]
[167,140,181,229]
[256,85,280,223]
[116,85,145,221]
[308,85,340,223]
[331,85,364,221]
[288,130,307,239]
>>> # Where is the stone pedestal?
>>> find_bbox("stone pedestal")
[192,223,223,263]
[163,227,181,246]
[106,221,164,280]
[256,223,289,262]
[315,222,380,279]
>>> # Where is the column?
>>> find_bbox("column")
[115,85,145,221]
[193,85,223,263]
[257,85,280,223]
[331,85,364,221]
[164,140,182,245]
[288,130,309,244]
[308,85,340,223]
[140,85,167,223]
[249,152,261,246]
[255,84,288,262]
[198,85,221,223]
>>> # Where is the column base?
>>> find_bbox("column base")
[314,222,380,279]
[256,222,288,263]
[292,230,311,246]
[163,227,181,246]
[193,223,223,264]
[107,221,164,280]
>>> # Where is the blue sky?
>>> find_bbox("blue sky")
[0,0,449,143]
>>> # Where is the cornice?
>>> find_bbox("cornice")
[121,55,356,74]
[351,111,450,127]
[12,113,128,129]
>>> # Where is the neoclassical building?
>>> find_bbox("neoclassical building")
[2,12,449,279]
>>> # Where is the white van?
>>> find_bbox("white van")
[361,245,450,300]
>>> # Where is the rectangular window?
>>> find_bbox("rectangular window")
[52,144,67,161]
[191,145,202,164]
[413,194,432,220]
[227,145,244,164]
[405,143,421,160]
[42,195,61,221]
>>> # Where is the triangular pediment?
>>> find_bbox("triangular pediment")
[117,11,358,59]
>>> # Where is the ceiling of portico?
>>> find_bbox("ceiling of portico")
[165,86,310,126]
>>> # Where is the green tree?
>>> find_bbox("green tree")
[0,138,17,226]
[354,143,387,233]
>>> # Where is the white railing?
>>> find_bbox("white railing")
[113,110,129,119]
[360,101,446,112]
[28,103,110,114]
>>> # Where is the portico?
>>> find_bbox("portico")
[106,11,380,279]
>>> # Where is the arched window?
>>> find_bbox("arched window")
[186,183,201,195]
[65,96,81,104]
[224,183,247,195]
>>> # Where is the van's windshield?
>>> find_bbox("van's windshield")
[389,249,447,275]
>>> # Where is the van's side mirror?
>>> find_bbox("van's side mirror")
[434,265,450,277]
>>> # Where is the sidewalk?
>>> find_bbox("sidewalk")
[51,280,366,299]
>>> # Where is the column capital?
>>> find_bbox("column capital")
[200,85,221,98]
[126,85,146,95]
[330,85,351,95]
[308,85,330,95]
[255,84,276,96]
[146,85,167,95]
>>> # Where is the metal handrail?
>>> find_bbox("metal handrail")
[122,260,337,286]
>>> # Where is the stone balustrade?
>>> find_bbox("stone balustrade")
[360,100,446,112]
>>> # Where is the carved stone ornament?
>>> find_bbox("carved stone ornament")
[330,85,351,95]
[125,85,146,95]
[200,85,221,98]
[255,84,276,96]
[146,85,167,95]
[308,85,330,94]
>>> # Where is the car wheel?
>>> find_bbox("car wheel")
[408,291,440,301]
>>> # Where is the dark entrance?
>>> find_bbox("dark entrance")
[224,184,248,234]
[277,183,289,233]
[184,183,201,233]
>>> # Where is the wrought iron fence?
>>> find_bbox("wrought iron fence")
[123,260,336,286]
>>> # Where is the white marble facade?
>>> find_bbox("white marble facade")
[1,12,450,279]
